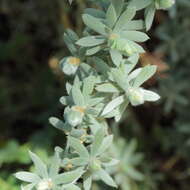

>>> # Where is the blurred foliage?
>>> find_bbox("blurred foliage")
[0,0,190,189]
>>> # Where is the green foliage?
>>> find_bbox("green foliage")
[14,0,175,189]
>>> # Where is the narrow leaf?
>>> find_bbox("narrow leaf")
[82,14,107,35]
[29,151,48,178]
[98,169,117,187]
[15,172,40,183]
[101,95,125,116]
[68,136,89,158]
[133,65,157,87]
[91,128,105,157]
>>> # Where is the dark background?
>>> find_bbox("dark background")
[0,0,190,189]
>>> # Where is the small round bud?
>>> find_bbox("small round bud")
[128,88,144,106]
[65,106,85,127]
[59,56,81,75]
[37,179,53,190]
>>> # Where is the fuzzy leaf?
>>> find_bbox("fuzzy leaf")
[101,95,125,116]
[91,128,105,157]
[106,3,117,28]
[114,7,136,31]
[96,83,120,93]
[29,151,48,178]
[142,89,160,101]
[53,168,84,185]
[120,31,149,42]
[68,136,89,158]
[129,0,152,10]
[145,4,156,31]
[133,65,157,88]
[72,84,85,106]
[110,49,123,66]
[15,172,40,183]
[82,14,107,35]
[76,36,105,47]
[98,169,117,187]
[97,135,113,155]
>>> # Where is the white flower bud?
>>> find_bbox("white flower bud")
[128,88,144,106]
[59,57,81,75]
[37,179,53,190]
[65,106,85,127]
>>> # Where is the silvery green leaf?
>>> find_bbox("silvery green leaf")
[70,129,86,138]
[120,31,149,42]
[72,84,85,106]
[68,136,89,158]
[66,29,79,41]
[114,100,129,122]
[21,183,35,190]
[82,14,107,36]
[92,57,110,76]
[64,33,77,55]
[86,46,102,56]
[133,65,157,88]
[59,96,72,106]
[127,53,139,64]
[97,135,113,155]
[66,82,72,94]
[15,172,40,183]
[84,8,106,19]
[106,3,117,28]
[124,53,139,73]
[76,36,105,47]
[29,151,48,178]
[49,117,71,132]
[91,128,105,157]
[128,0,152,10]
[114,7,136,31]
[111,0,124,16]
[87,95,105,107]
[53,168,84,185]
[83,76,96,96]
[128,68,142,82]
[124,166,144,181]
[70,157,88,166]
[110,49,123,66]
[98,169,117,187]
[83,174,92,190]
[101,158,119,167]
[96,83,120,93]
[63,184,81,190]
[101,95,125,116]
[124,39,145,54]
[49,150,62,177]
[111,68,128,91]
[141,89,160,101]
[123,20,144,30]
[145,4,156,31]
[68,0,73,5]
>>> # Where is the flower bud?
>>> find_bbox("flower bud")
[59,57,81,75]
[90,159,102,171]
[37,179,53,190]
[65,106,85,127]
[128,88,144,106]
[108,33,119,49]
